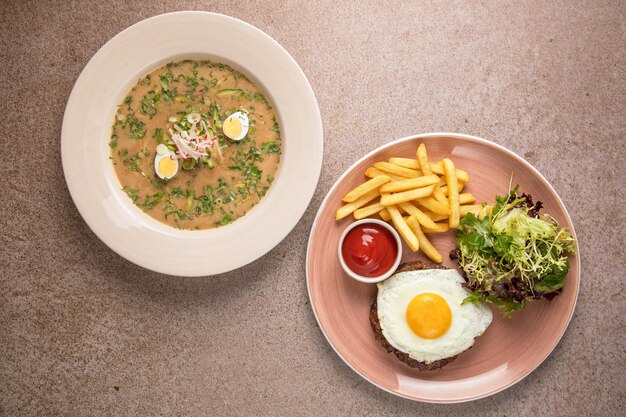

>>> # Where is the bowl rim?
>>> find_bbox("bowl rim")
[337,219,403,284]
[306,132,581,403]
[61,11,323,276]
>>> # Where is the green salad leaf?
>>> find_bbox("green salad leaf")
[454,186,575,316]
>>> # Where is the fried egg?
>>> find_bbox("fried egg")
[377,269,492,364]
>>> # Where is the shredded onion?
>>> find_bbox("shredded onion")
[167,116,219,161]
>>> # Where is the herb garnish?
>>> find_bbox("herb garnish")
[261,141,280,154]
[140,90,161,118]
[122,187,139,203]
[124,115,146,140]
[109,132,118,148]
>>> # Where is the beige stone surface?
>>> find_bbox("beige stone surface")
[1,0,625,416]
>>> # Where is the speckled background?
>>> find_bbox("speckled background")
[1,1,625,416]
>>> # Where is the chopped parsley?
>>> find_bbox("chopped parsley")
[109,132,118,148]
[122,187,139,203]
[124,115,146,140]
[152,128,164,143]
[261,141,280,154]
[140,90,161,118]
[214,214,232,227]
[141,192,164,210]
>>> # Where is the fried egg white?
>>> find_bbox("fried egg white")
[377,269,492,364]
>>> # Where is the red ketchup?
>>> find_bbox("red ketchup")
[341,223,398,277]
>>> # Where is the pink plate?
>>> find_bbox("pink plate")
[306,133,580,403]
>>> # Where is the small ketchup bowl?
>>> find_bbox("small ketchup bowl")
[338,219,402,283]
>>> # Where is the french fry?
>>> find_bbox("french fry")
[422,222,450,233]
[422,211,449,222]
[365,167,404,181]
[379,175,439,193]
[388,157,420,170]
[382,193,407,215]
[459,204,484,217]
[431,161,470,183]
[441,181,465,196]
[380,185,435,206]
[416,143,433,174]
[342,175,390,203]
[398,202,438,229]
[406,216,442,263]
[417,197,451,215]
[379,208,391,221]
[459,193,476,205]
[480,204,494,218]
[335,189,379,220]
[443,158,460,228]
[373,162,422,179]
[417,143,448,206]
[353,202,386,219]
[459,204,493,219]
[432,186,449,206]
[388,205,419,252]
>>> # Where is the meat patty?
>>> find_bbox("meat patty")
[369,260,458,371]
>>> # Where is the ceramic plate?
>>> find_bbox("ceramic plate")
[306,133,579,403]
[62,12,322,276]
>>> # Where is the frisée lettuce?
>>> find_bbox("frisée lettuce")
[453,186,576,316]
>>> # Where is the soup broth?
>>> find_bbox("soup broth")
[109,60,281,230]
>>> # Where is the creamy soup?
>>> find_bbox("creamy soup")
[109,60,281,230]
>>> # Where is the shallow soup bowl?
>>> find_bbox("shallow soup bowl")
[62,12,323,276]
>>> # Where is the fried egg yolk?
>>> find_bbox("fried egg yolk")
[223,117,242,139]
[157,157,177,178]
[405,293,452,339]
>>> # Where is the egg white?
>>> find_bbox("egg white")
[223,111,249,141]
[377,269,492,364]
[154,144,178,180]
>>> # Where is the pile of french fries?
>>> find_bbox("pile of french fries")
[336,143,486,263]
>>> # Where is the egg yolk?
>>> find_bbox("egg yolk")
[223,116,242,139]
[158,157,177,178]
[406,293,452,339]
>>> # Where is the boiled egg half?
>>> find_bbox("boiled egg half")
[222,111,249,141]
[154,144,178,180]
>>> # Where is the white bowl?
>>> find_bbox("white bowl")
[61,12,323,276]
[337,219,403,283]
